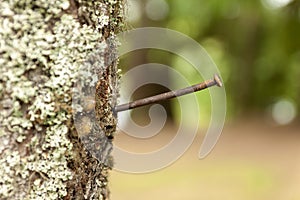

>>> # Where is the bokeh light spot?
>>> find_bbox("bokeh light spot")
[262,0,294,9]
[145,0,169,21]
[127,0,142,23]
[272,99,297,125]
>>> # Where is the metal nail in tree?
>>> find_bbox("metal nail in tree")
[115,74,223,112]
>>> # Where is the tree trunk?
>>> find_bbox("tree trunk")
[0,0,123,199]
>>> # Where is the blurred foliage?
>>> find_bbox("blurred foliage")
[122,0,300,124]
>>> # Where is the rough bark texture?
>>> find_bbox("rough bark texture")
[0,0,123,199]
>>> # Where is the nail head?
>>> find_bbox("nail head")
[214,74,223,87]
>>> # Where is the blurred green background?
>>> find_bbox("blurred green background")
[120,0,299,124]
[111,0,300,199]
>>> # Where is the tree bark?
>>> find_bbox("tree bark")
[0,0,123,199]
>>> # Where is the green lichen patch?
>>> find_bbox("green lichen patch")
[26,124,73,200]
[0,0,123,199]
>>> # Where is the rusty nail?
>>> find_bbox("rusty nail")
[114,74,222,113]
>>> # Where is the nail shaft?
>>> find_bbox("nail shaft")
[115,74,222,113]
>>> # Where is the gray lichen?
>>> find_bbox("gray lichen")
[0,0,123,199]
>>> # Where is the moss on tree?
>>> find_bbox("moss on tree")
[0,0,123,199]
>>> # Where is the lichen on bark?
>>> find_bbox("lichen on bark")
[0,0,123,199]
